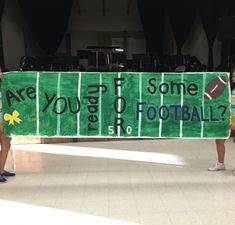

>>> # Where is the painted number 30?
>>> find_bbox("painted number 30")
[108,126,132,135]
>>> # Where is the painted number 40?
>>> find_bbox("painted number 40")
[108,126,132,135]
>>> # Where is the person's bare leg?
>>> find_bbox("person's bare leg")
[208,139,226,171]
[215,139,226,163]
[0,132,11,173]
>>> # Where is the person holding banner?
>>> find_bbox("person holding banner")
[208,68,235,174]
[0,67,15,183]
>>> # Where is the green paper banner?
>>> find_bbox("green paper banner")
[2,71,231,138]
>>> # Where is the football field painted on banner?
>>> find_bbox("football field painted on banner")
[2,71,230,138]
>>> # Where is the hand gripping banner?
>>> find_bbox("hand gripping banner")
[2,71,230,138]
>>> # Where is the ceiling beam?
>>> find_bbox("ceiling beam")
[127,0,132,15]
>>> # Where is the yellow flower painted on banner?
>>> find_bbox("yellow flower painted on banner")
[4,110,22,125]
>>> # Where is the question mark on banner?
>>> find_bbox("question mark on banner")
[218,105,227,121]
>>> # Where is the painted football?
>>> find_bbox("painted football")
[204,76,227,100]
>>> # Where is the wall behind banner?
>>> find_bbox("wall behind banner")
[1,0,221,70]
[1,0,25,70]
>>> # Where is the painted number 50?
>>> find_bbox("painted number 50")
[108,126,132,135]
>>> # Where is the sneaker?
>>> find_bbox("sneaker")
[1,170,16,177]
[208,162,225,171]
[0,175,7,183]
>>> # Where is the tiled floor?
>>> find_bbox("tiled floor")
[1,138,235,225]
